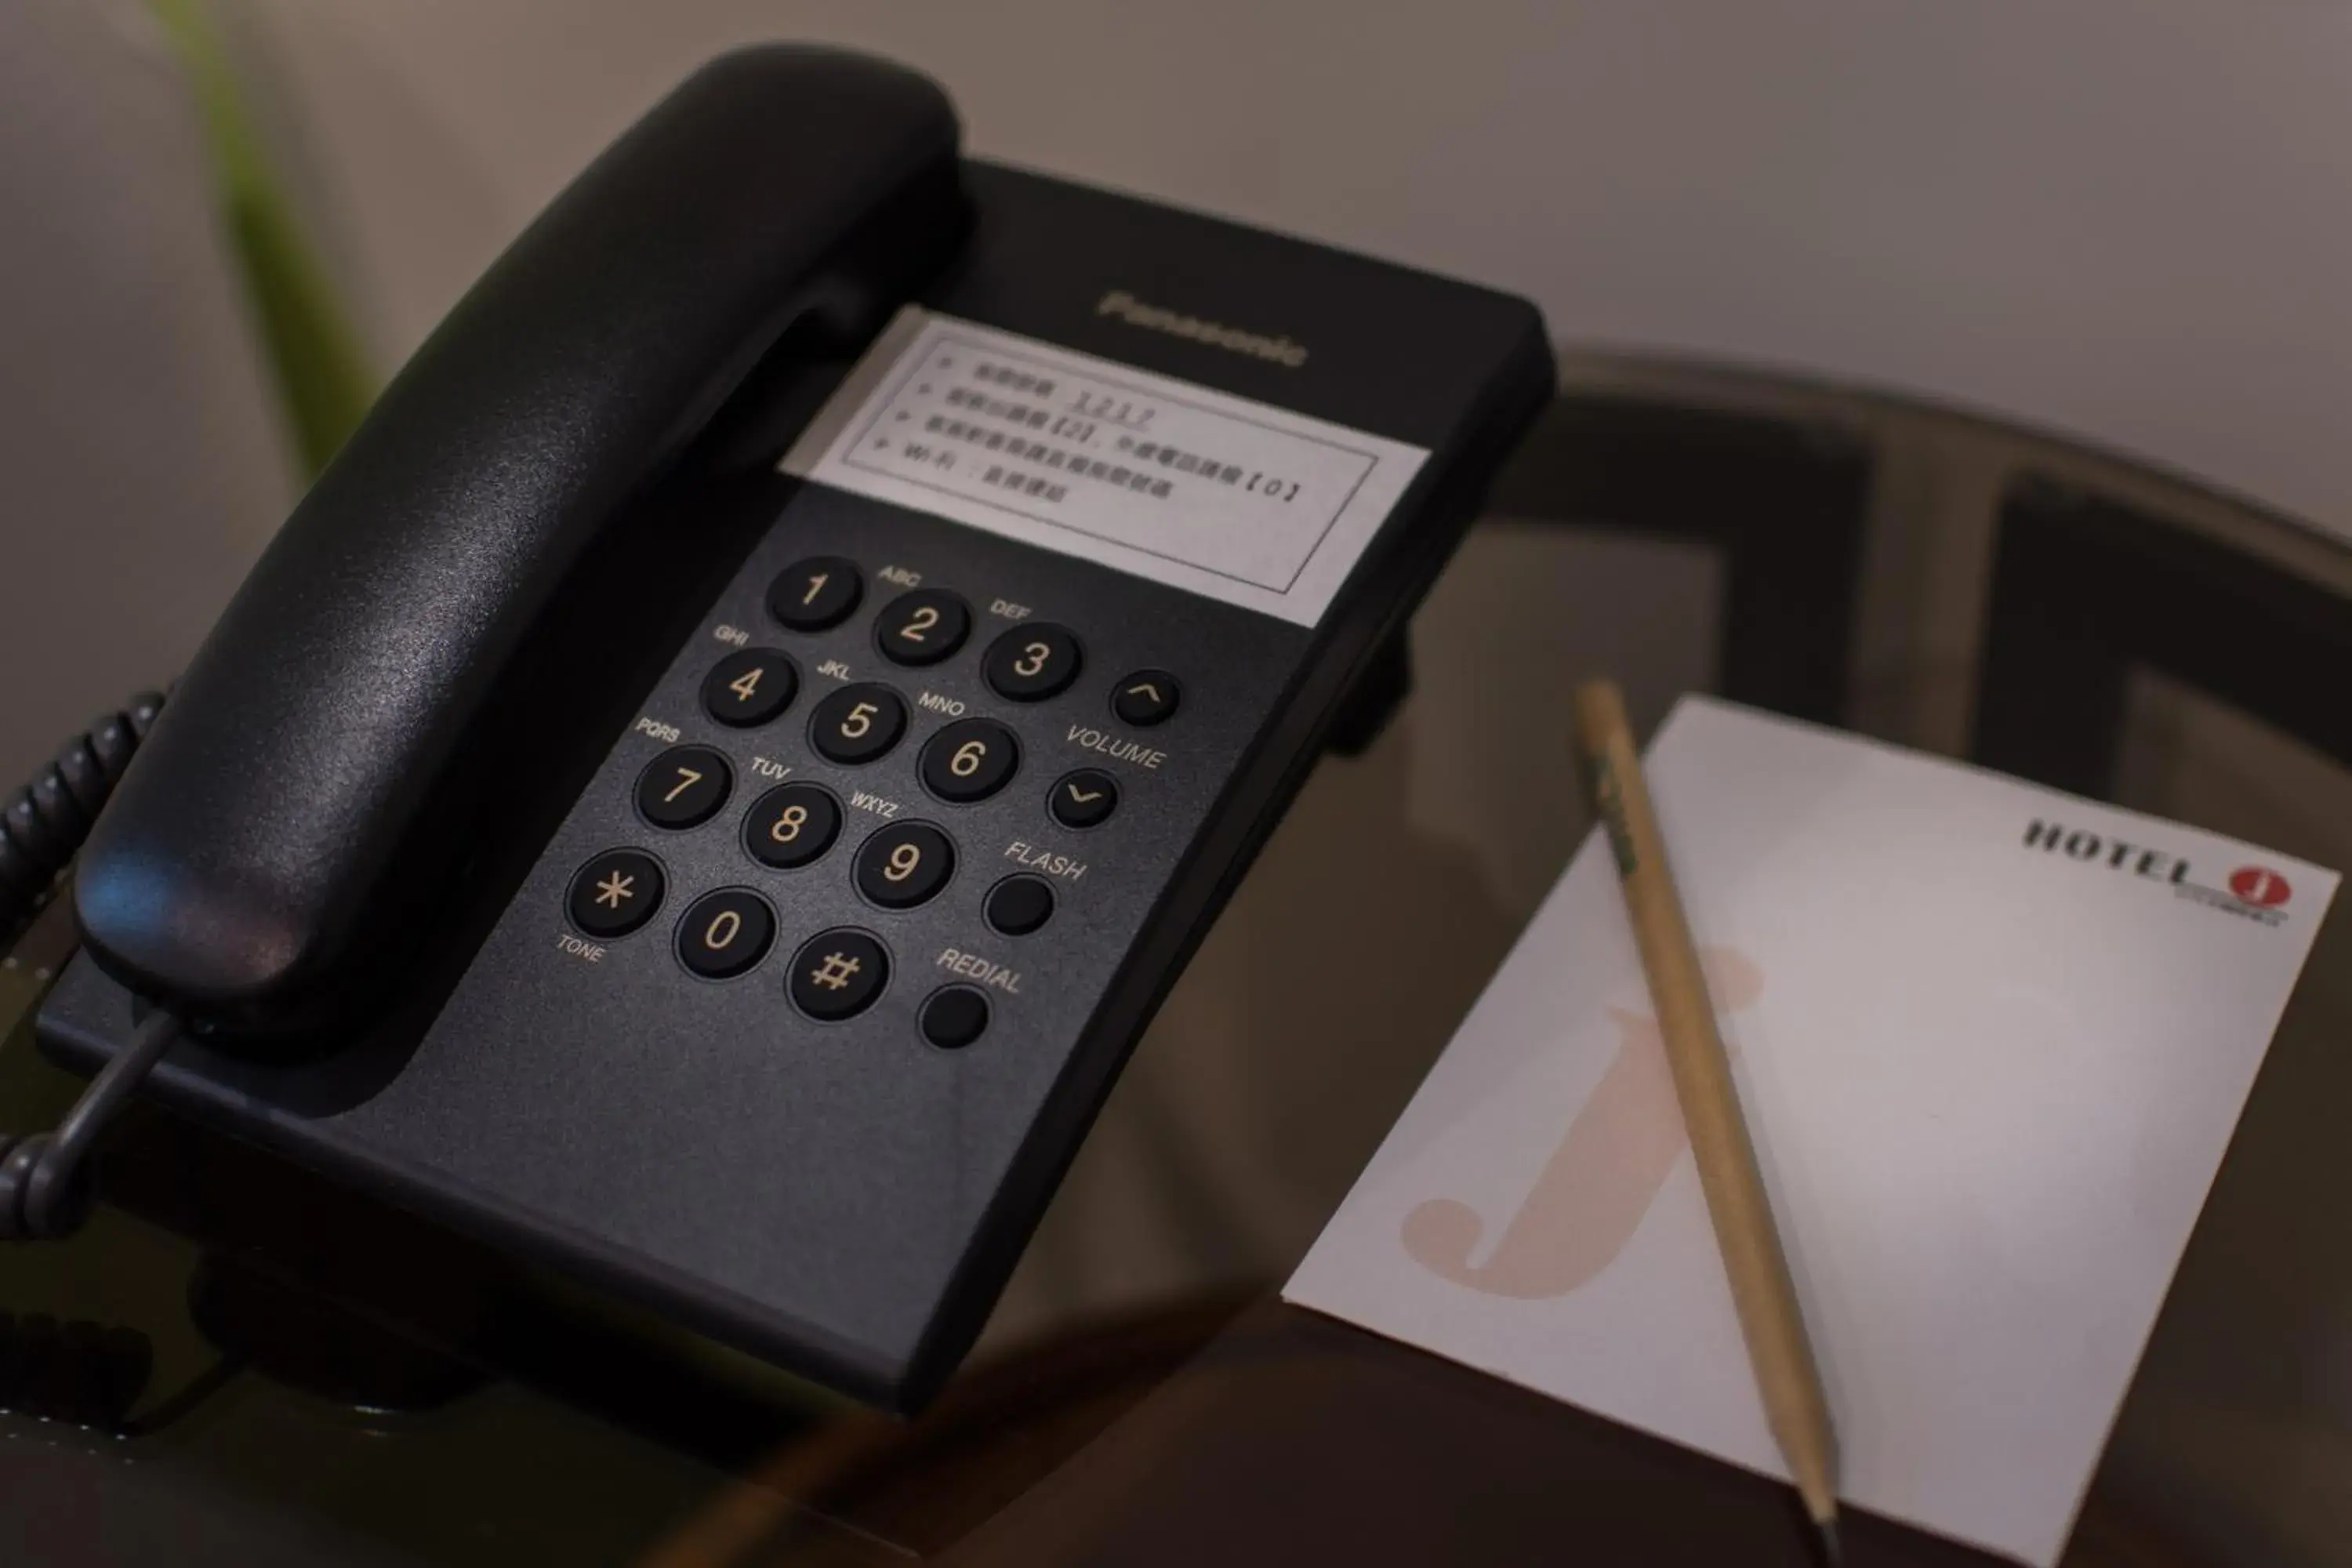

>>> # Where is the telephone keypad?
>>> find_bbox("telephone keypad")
[789,929,889,1021]
[701,648,799,728]
[854,821,955,909]
[769,557,862,631]
[808,683,908,764]
[1048,768,1120,829]
[874,589,972,666]
[568,849,664,938]
[591,547,1192,1049]
[637,746,734,829]
[918,718,1018,803]
[982,623,1081,701]
[742,783,841,869]
[676,887,776,979]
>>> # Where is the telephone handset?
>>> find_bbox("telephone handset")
[34,45,1552,1404]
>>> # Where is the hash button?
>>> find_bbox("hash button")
[789,928,890,1021]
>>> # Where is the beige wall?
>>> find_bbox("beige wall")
[226,0,2352,543]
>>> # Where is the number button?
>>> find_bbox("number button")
[742,782,841,869]
[675,887,775,979]
[854,821,955,909]
[567,849,664,938]
[769,556,862,632]
[808,682,907,764]
[874,589,971,666]
[1112,670,1180,727]
[636,745,732,829]
[700,648,799,728]
[920,718,1019,804]
[789,928,890,1022]
[982,623,1082,701]
[1049,768,1120,829]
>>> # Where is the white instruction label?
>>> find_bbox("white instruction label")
[781,310,1428,625]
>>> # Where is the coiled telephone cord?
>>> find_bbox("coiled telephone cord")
[1,693,181,1241]
[0,692,163,942]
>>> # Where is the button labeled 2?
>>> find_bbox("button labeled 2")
[875,589,971,666]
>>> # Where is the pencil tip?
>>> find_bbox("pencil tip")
[1815,1516,1842,1566]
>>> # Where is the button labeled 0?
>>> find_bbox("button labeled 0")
[675,887,775,979]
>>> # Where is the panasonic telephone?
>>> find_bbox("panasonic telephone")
[4,46,1551,1405]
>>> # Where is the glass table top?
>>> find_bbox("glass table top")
[5,361,2347,1567]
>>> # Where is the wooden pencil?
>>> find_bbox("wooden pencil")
[1570,681,1842,1562]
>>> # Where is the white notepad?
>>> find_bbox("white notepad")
[1284,698,2337,1566]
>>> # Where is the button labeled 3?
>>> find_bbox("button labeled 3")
[983,624,1082,701]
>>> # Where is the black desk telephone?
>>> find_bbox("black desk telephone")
[10,46,1550,1406]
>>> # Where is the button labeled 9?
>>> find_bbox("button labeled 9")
[855,821,956,909]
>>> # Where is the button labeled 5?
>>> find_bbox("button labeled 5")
[809,683,907,764]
